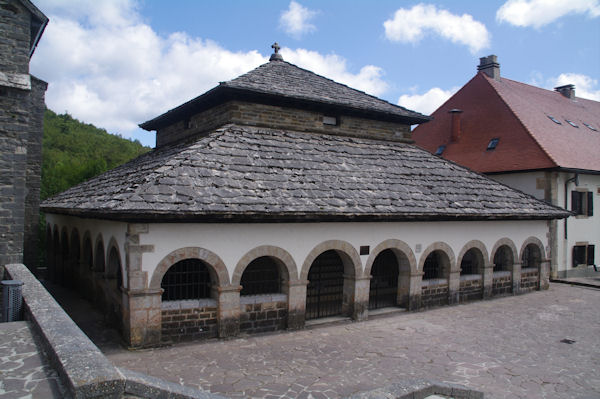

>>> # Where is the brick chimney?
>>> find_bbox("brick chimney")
[449,109,463,142]
[554,84,575,99]
[477,55,500,80]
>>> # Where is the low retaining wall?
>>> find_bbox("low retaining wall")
[240,294,287,333]
[421,279,449,308]
[459,274,483,303]
[3,263,225,399]
[520,268,539,293]
[161,299,218,343]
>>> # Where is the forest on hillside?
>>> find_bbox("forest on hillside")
[41,109,151,200]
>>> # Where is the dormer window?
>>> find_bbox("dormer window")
[547,115,562,125]
[565,119,579,128]
[487,138,499,150]
[323,116,337,126]
[435,145,446,156]
[583,122,597,131]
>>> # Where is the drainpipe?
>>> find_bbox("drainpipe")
[564,174,578,239]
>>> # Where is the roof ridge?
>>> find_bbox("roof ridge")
[481,73,559,167]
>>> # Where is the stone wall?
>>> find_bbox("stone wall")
[0,0,46,271]
[239,294,287,334]
[458,275,483,302]
[520,268,539,292]
[161,300,218,342]
[421,279,449,308]
[156,100,412,147]
[492,271,512,296]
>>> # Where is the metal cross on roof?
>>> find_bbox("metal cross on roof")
[270,42,283,61]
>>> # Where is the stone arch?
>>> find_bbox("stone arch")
[69,229,81,288]
[300,240,362,281]
[520,236,545,265]
[457,240,489,272]
[94,234,105,273]
[82,232,93,270]
[232,245,298,287]
[106,237,121,278]
[418,242,456,275]
[490,238,518,268]
[150,247,230,291]
[364,239,417,277]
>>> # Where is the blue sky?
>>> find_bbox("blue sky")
[31,0,600,147]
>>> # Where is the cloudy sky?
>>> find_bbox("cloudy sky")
[31,0,600,147]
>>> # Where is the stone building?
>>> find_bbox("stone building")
[42,46,569,348]
[0,0,48,271]
[413,55,599,278]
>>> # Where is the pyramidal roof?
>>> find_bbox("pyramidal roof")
[140,57,430,131]
[42,124,569,222]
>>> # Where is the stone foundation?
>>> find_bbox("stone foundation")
[492,271,512,296]
[421,279,449,308]
[458,275,483,302]
[239,294,287,334]
[161,299,218,342]
[520,268,539,293]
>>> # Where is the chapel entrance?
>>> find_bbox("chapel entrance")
[369,249,399,309]
[306,250,344,320]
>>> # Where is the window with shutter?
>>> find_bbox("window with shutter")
[572,245,587,266]
[587,245,595,266]
[587,192,593,216]
[571,191,582,215]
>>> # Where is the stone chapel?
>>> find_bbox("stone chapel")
[41,45,569,348]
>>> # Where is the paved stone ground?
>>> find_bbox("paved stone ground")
[96,284,599,399]
[0,321,68,398]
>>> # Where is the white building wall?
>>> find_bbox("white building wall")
[139,220,549,284]
[493,171,599,276]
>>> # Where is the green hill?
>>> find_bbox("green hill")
[41,109,151,200]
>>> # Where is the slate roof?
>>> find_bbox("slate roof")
[140,60,430,131]
[413,72,600,173]
[42,124,569,222]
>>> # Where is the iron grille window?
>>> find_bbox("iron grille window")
[423,251,443,279]
[161,259,211,301]
[460,249,479,275]
[522,244,541,269]
[493,246,512,272]
[240,257,280,295]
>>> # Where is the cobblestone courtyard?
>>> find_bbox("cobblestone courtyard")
[98,284,600,399]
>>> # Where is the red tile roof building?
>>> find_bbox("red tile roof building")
[413,55,599,278]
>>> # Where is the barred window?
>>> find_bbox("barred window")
[161,259,212,301]
[493,245,513,272]
[240,257,280,295]
[423,251,445,280]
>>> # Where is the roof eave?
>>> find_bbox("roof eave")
[139,86,431,131]
[41,207,570,223]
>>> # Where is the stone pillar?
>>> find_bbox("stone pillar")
[407,272,423,311]
[123,288,162,348]
[342,273,355,318]
[122,223,157,348]
[287,280,307,330]
[218,285,241,338]
[482,263,494,299]
[512,261,522,294]
[540,258,550,290]
[352,276,371,321]
[448,270,460,304]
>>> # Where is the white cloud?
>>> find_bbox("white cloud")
[283,48,388,96]
[279,1,318,39]
[497,0,600,28]
[383,4,490,54]
[551,73,600,100]
[397,86,459,115]
[31,0,385,145]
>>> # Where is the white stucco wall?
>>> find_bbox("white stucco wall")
[139,220,549,285]
[492,171,599,275]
